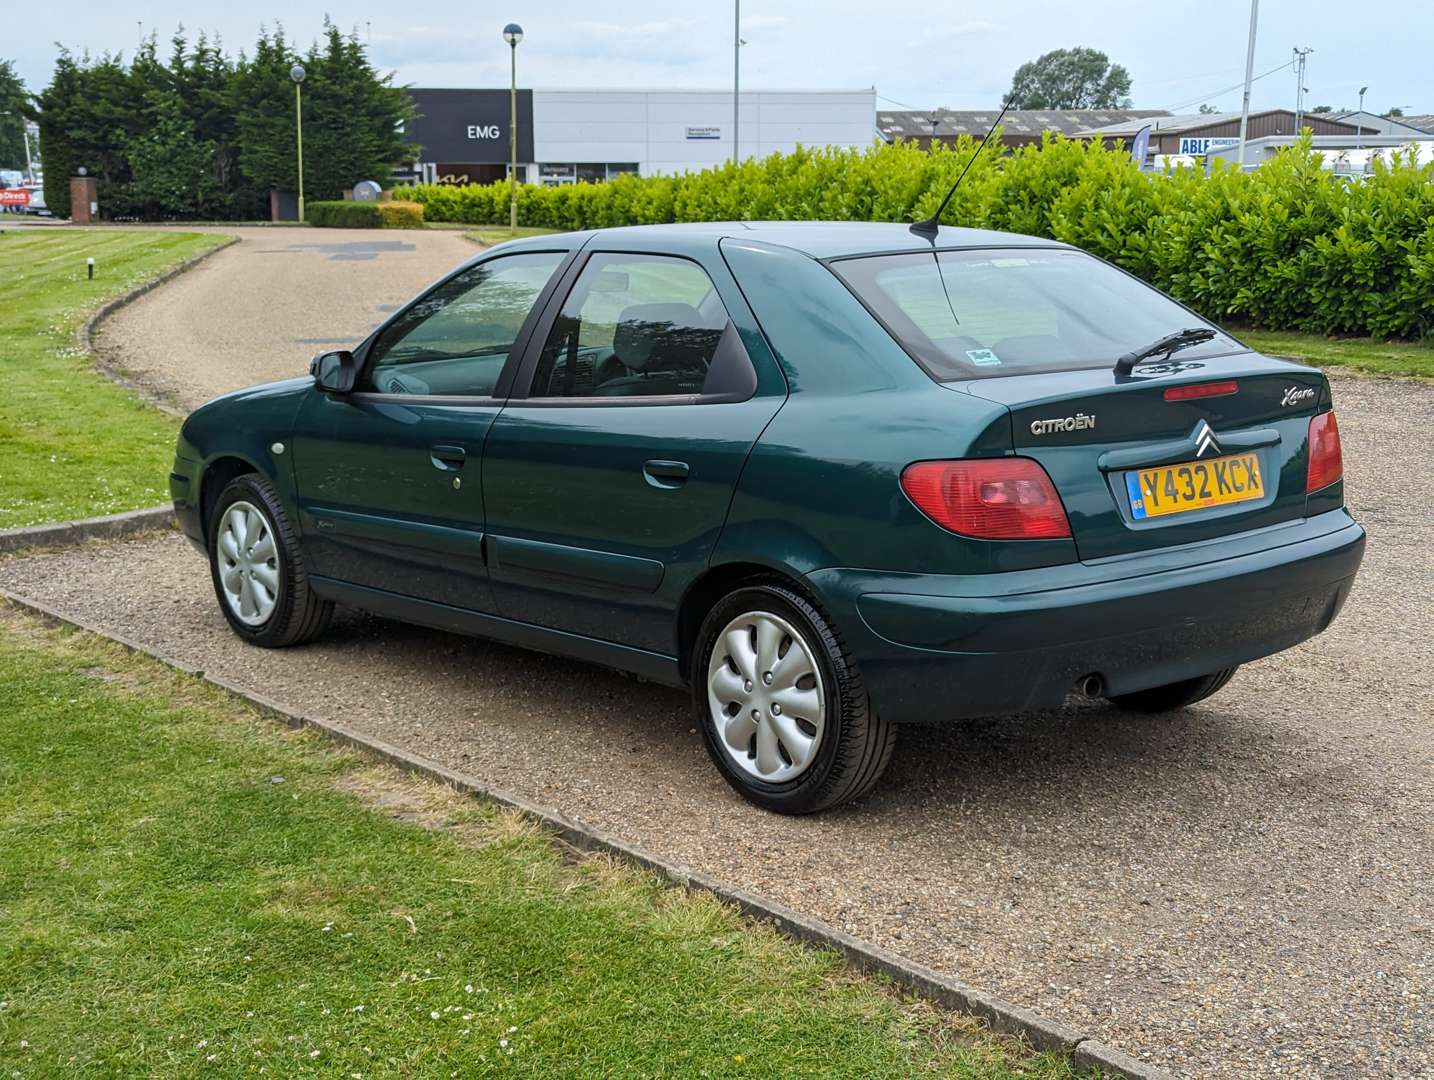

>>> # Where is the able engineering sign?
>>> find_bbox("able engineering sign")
[1178,137,1240,156]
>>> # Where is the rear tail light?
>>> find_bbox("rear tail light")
[901,458,1072,540]
[1306,410,1344,492]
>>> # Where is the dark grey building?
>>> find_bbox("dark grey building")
[397,88,535,186]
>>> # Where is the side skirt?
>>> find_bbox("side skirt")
[308,576,686,688]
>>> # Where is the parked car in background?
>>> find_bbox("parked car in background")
[170,222,1365,813]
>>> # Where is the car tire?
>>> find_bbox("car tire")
[692,583,896,814]
[207,473,332,648]
[1106,667,1239,713]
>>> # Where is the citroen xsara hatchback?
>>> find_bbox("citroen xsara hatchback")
[171,223,1365,813]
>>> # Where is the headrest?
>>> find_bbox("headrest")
[613,303,720,373]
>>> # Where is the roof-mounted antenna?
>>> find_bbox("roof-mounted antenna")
[909,98,1013,240]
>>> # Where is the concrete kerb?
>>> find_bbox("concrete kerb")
[0,583,1174,1080]
[0,505,175,555]
[77,233,241,417]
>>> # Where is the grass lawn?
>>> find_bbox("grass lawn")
[1233,327,1434,380]
[0,606,1090,1080]
[465,226,562,246]
[0,229,229,529]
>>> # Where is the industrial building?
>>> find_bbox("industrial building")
[397,87,876,186]
[1073,109,1377,154]
[876,108,1170,149]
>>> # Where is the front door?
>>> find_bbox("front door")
[291,249,568,611]
[482,250,786,655]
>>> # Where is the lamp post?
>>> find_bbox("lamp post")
[503,23,523,237]
[290,64,306,223]
[1357,85,1369,151]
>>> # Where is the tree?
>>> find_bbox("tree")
[1006,47,1132,110]
[232,22,415,203]
[1311,104,1332,114]
[32,23,415,219]
[0,59,29,172]
[1198,103,1220,115]
[1387,106,1405,117]
[35,49,140,216]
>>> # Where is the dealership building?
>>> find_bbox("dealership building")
[397,87,876,186]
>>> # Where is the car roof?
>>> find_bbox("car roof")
[494,221,1068,261]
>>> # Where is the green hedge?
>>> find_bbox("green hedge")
[307,201,381,227]
[393,135,1434,340]
[306,199,424,228]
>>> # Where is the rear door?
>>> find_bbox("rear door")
[482,246,786,655]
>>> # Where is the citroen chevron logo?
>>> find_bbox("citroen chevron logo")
[1193,419,1220,458]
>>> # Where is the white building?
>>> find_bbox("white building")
[530,88,876,183]
[399,87,876,188]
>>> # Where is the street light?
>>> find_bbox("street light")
[503,23,523,237]
[290,64,306,223]
[1357,85,1369,151]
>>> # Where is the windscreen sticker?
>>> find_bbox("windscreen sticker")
[965,348,1002,367]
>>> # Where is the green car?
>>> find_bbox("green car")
[171,222,1365,814]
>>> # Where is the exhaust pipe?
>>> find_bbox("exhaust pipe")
[1076,673,1105,699]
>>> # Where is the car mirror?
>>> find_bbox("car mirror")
[311,350,356,394]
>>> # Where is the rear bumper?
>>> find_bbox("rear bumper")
[808,509,1366,724]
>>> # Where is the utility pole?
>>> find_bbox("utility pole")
[1292,47,1313,131]
[729,6,749,166]
[1236,0,1259,168]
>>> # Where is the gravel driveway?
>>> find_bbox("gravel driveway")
[5,231,1432,1077]
[93,226,476,411]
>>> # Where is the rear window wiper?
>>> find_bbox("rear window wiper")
[1114,327,1216,375]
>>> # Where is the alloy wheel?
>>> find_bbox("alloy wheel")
[706,610,826,783]
[216,500,280,626]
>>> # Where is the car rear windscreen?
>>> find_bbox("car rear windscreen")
[829,248,1242,380]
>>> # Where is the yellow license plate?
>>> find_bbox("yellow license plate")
[1125,452,1264,519]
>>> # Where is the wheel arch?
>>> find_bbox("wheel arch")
[675,559,826,682]
[199,455,263,543]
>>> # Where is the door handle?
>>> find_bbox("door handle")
[643,459,689,489]
[430,445,466,471]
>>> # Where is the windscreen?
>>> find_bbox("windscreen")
[830,248,1243,380]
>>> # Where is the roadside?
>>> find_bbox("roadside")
[1234,326,1434,379]
[0,605,1087,1080]
[92,225,476,412]
[0,229,226,530]
[463,225,560,246]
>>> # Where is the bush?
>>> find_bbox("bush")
[307,199,423,228]
[393,134,1434,340]
[307,200,380,227]
[376,199,424,228]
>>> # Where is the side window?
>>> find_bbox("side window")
[365,251,565,396]
[529,253,729,399]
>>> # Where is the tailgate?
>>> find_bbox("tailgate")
[953,355,1328,560]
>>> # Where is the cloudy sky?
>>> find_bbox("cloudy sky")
[12,1,1431,116]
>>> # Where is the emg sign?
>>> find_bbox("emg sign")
[405,89,533,164]
[1178,136,1240,155]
